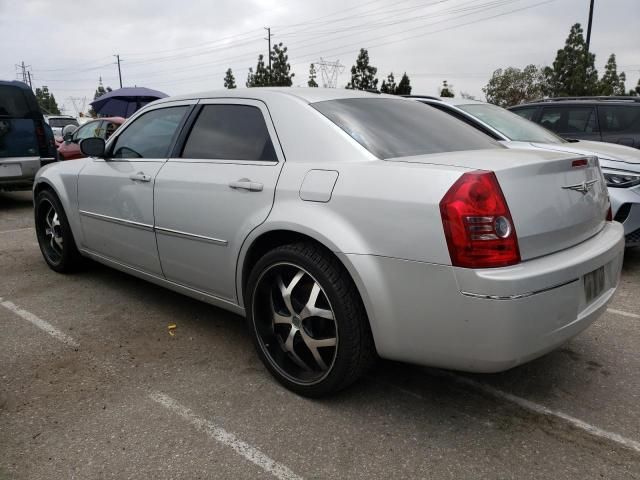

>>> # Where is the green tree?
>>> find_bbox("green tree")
[380,72,397,94]
[440,80,455,98]
[548,23,598,96]
[308,63,318,87]
[88,77,112,117]
[346,48,378,90]
[483,65,549,107]
[253,54,271,86]
[246,68,255,87]
[395,72,412,95]
[599,54,626,96]
[34,86,60,114]
[224,68,237,89]
[630,78,640,96]
[460,92,477,100]
[270,43,294,87]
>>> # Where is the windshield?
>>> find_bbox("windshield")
[49,118,78,128]
[313,98,499,159]
[457,103,565,144]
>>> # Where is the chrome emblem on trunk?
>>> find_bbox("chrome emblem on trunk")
[562,179,598,195]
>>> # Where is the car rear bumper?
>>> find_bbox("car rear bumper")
[341,221,625,373]
[0,157,43,190]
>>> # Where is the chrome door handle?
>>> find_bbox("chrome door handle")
[229,179,263,192]
[129,172,152,182]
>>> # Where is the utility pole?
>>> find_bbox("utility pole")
[586,0,595,53]
[114,54,123,88]
[27,71,32,89]
[264,27,271,70]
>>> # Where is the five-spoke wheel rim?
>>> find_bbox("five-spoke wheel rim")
[252,263,338,385]
[37,199,64,264]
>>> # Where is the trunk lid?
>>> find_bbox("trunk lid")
[388,149,609,260]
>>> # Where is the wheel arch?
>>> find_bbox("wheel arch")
[237,225,380,353]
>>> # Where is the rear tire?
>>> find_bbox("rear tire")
[34,189,83,273]
[246,242,375,397]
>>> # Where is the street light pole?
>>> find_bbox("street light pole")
[586,0,595,53]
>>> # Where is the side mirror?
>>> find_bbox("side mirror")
[80,137,106,158]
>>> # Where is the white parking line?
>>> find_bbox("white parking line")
[0,298,79,348]
[607,308,640,319]
[0,227,34,234]
[440,372,640,454]
[149,392,303,480]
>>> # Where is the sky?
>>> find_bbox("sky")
[1,0,639,115]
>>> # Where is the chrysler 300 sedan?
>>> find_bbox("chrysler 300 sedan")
[33,88,624,396]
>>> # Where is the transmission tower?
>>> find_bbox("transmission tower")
[15,61,33,88]
[317,58,345,88]
[67,96,87,117]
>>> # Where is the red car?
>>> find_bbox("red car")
[57,117,124,160]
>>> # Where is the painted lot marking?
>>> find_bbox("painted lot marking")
[0,227,34,235]
[607,308,640,320]
[149,392,303,480]
[0,298,79,348]
[438,372,640,454]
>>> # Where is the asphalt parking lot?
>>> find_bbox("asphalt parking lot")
[1,190,639,480]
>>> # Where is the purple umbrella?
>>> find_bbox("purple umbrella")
[89,87,168,118]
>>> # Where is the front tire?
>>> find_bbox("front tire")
[246,242,375,397]
[34,189,83,273]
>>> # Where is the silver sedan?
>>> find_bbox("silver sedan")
[33,88,624,396]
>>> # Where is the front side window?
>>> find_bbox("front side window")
[74,121,102,141]
[181,105,277,161]
[111,106,188,159]
[540,106,598,134]
[511,107,537,121]
[598,105,640,133]
[313,98,499,159]
[457,103,564,144]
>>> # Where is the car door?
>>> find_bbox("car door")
[598,105,640,148]
[539,105,601,141]
[154,99,284,301]
[77,103,192,275]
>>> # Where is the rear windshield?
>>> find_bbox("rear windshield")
[0,85,32,118]
[312,98,499,159]
[457,103,566,144]
[49,118,78,128]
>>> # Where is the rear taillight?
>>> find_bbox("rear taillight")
[606,205,613,221]
[440,171,520,268]
[35,121,48,157]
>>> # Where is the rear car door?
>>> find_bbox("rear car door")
[539,105,601,141]
[154,99,284,301]
[77,103,192,274]
[597,105,640,148]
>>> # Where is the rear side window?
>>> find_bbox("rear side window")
[598,105,640,133]
[181,105,277,161]
[111,106,187,159]
[0,85,31,118]
[511,107,537,121]
[48,118,78,128]
[540,106,598,134]
[312,98,499,159]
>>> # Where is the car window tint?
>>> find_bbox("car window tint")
[511,107,537,121]
[49,118,78,128]
[112,106,188,159]
[540,106,598,133]
[0,85,31,117]
[313,98,499,159]
[181,105,277,161]
[598,105,640,133]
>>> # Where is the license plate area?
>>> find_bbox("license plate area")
[0,163,22,178]
[584,266,605,304]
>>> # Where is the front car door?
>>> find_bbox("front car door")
[153,99,285,301]
[77,102,193,275]
[539,105,601,141]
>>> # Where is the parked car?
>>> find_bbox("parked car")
[509,97,640,148]
[408,96,640,247]
[0,80,57,191]
[44,115,79,137]
[57,117,124,160]
[33,89,624,396]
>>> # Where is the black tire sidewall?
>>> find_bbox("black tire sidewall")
[34,190,80,273]
[246,245,363,397]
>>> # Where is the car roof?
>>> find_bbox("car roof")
[514,97,640,107]
[153,87,395,105]
[406,95,485,107]
[45,115,76,119]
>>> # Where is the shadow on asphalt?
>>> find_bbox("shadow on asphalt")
[0,191,32,211]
